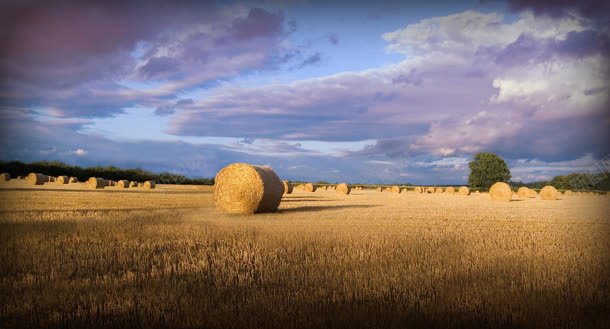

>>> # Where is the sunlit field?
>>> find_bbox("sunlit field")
[1,182,608,329]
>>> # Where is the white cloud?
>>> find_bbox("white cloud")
[74,148,87,156]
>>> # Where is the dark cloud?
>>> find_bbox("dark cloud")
[155,99,194,117]
[138,56,181,79]
[328,33,339,45]
[231,8,284,40]
[509,0,610,23]
[298,52,322,68]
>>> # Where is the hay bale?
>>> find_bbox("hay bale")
[434,187,443,194]
[413,186,423,193]
[56,176,69,184]
[376,187,382,192]
[444,186,455,194]
[527,189,538,198]
[304,183,317,192]
[87,177,108,189]
[17,176,24,179]
[474,190,480,194]
[489,182,512,202]
[336,183,351,195]
[69,177,78,183]
[129,181,138,188]
[424,187,434,194]
[540,185,558,200]
[0,173,10,181]
[138,182,144,187]
[389,185,400,193]
[564,190,573,196]
[214,163,283,214]
[117,180,129,188]
[517,187,529,198]
[143,181,156,189]
[458,186,470,195]
[26,173,49,185]
[282,180,293,194]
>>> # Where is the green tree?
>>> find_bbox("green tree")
[468,152,511,189]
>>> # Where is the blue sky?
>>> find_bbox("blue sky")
[1,0,608,184]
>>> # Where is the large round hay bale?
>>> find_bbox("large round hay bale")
[425,187,434,194]
[87,177,108,189]
[517,187,529,198]
[214,163,283,214]
[564,190,573,196]
[304,183,317,192]
[434,187,443,194]
[26,173,49,185]
[68,177,78,183]
[540,185,558,200]
[56,176,69,184]
[117,180,129,188]
[336,183,351,194]
[389,185,400,193]
[458,186,470,195]
[138,182,144,187]
[489,182,512,202]
[527,189,538,198]
[129,181,138,187]
[444,186,455,194]
[143,181,156,189]
[282,180,293,194]
[413,186,423,193]
[0,173,10,181]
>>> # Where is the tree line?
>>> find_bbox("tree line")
[0,160,214,185]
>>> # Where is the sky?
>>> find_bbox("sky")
[1,0,608,184]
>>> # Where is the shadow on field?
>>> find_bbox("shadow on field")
[281,198,338,202]
[279,204,377,213]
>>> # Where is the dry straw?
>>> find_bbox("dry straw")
[304,183,317,192]
[129,181,138,188]
[389,185,400,193]
[87,177,108,189]
[376,187,382,192]
[56,176,69,184]
[282,180,293,194]
[336,183,351,195]
[445,186,455,194]
[143,181,156,189]
[26,173,49,185]
[214,163,283,214]
[564,190,573,196]
[69,177,78,183]
[489,182,513,202]
[413,186,423,193]
[517,187,530,198]
[458,186,470,196]
[527,189,538,198]
[540,185,559,200]
[117,180,129,188]
[0,173,10,181]
[434,187,444,194]
[426,187,435,194]
[138,182,144,187]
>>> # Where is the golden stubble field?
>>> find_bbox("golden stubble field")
[0,181,609,329]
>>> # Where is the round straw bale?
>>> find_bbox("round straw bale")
[489,182,512,202]
[69,177,78,183]
[413,186,423,193]
[143,181,156,189]
[336,183,351,194]
[458,186,470,195]
[389,185,400,193]
[214,163,283,214]
[517,187,529,198]
[282,180,293,194]
[434,187,443,194]
[26,173,49,185]
[564,190,573,196]
[138,182,144,187]
[527,189,538,198]
[304,183,317,192]
[87,177,108,189]
[117,180,129,188]
[129,181,138,187]
[424,187,434,193]
[444,186,455,194]
[376,187,382,192]
[474,190,480,194]
[0,173,10,181]
[540,185,558,200]
[56,176,69,184]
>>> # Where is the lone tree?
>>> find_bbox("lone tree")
[468,152,511,189]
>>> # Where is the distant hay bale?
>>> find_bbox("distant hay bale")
[129,181,138,188]
[107,180,116,187]
[489,182,512,202]
[517,187,529,198]
[143,181,156,189]
[214,163,283,214]
[0,173,10,181]
[26,173,49,185]
[425,187,435,194]
[56,176,69,184]
[17,176,24,179]
[336,183,351,194]
[527,189,538,198]
[87,177,108,189]
[376,187,382,192]
[304,183,317,192]
[458,186,470,196]
[138,182,144,187]
[540,185,558,200]
[434,187,443,194]
[282,180,293,194]
[564,190,573,196]
[475,190,480,194]
[444,186,455,194]
[413,186,423,193]
[389,185,400,193]
[69,177,78,183]
[117,180,129,188]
